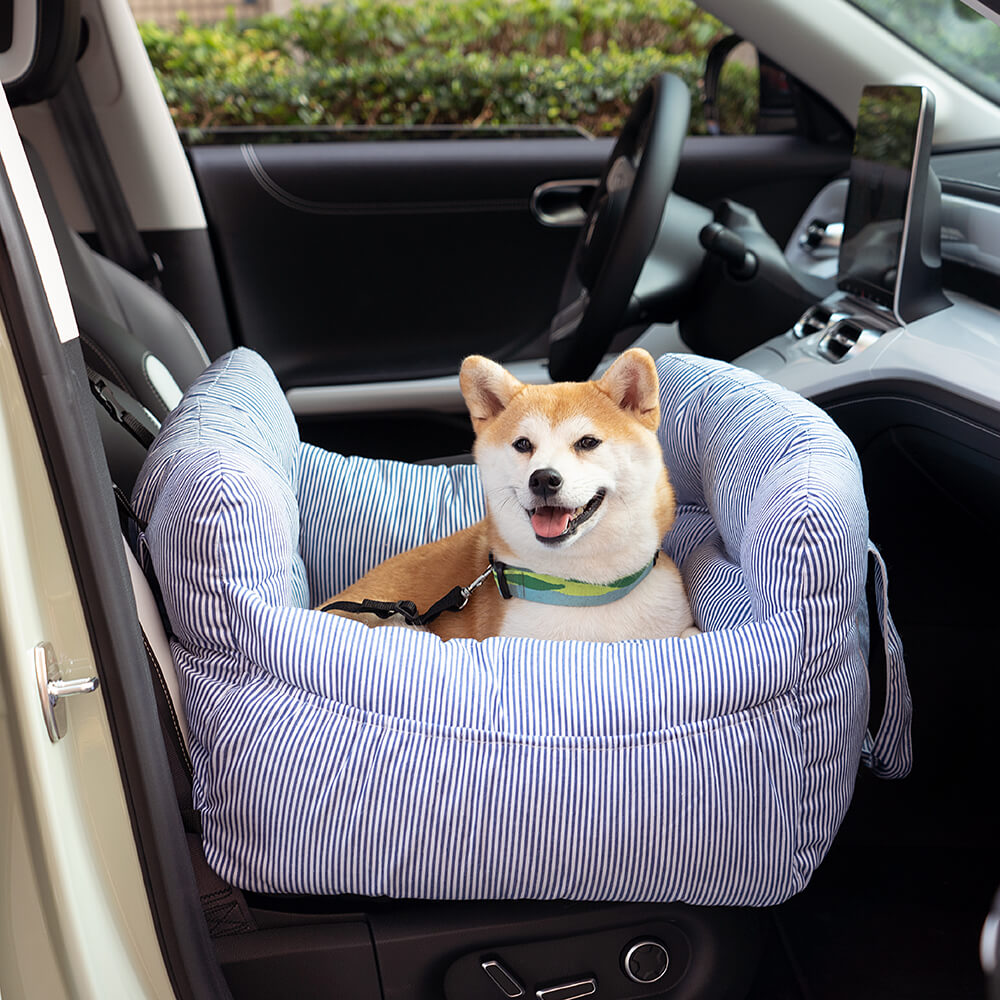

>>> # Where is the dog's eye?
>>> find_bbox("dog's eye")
[575,436,601,451]
[512,437,534,454]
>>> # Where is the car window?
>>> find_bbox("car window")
[849,0,1000,107]
[134,0,759,138]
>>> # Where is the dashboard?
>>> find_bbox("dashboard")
[738,155,1000,420]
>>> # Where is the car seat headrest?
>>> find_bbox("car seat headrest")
[1,0,81,107]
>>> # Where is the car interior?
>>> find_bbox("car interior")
[2,0,1000,997]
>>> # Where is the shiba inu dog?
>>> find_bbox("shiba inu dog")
[321,348,697,641]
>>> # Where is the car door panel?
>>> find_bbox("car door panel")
[187,137,610,389]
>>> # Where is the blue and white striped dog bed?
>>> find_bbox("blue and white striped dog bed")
[132,347,911,904]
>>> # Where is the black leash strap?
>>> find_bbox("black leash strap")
[320,565,493,627]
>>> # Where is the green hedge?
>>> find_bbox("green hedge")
[140,0,758,134]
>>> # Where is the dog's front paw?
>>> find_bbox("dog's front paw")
[680,625,702,639]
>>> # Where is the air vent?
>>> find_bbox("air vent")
[817,318,879,363]
[793,305,847,339]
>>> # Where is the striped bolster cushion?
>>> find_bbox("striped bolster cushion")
[131,347,906,904]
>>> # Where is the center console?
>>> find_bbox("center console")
[750,84,951,375]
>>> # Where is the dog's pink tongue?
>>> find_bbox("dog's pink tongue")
[531,506,572,538]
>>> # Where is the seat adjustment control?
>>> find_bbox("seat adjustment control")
[482,959,525,998]
[623,939,670,984]
[535,979,597,1000]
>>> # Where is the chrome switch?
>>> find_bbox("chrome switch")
[535,978,597,1000]
[482,959,525,998]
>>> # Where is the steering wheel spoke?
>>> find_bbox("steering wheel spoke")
[548,73,693,382]
[549,289,590,343]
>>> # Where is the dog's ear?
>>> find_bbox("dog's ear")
[460,356,524,426]
[596,348,660,430]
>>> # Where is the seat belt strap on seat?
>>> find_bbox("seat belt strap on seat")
[87,364,157,450]
[49,63,163,290]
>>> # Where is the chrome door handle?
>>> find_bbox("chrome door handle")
[530,179,599,227]
[35,642,100,742]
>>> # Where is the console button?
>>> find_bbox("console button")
[623,939,670,983]
[535,978,597,1000]
[481,959,525,998]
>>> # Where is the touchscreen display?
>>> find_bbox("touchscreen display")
[838,86,926,309]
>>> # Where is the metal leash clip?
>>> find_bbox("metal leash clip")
[458,565,494,609]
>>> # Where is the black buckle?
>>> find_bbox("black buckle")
[489,553,512,600]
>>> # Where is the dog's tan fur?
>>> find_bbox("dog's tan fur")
[320,349,696,641]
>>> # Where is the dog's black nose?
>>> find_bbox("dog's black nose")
[529,467,563,499]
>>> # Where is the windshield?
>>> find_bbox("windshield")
[851,0,1000,107]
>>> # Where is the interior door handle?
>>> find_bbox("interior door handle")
[530,179,599,227]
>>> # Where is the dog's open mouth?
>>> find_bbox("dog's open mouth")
[529,489,606,542]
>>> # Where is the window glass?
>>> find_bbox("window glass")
[850,0,1000,107]
[135,0,756,137]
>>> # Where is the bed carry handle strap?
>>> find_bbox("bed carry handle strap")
[861,541,913,779]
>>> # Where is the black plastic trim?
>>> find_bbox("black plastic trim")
[0,149,232,998]
[3,0,80,106]
[939,176,1000,209]
[933,140,1000,155]
[182,124,591,145]
[941,257,1000,311]
[0,4,13,53]
[814,378,1000,456]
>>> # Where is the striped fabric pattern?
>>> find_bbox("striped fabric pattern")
[131,348,911,904]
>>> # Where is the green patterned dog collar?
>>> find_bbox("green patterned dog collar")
[490,553,658,607]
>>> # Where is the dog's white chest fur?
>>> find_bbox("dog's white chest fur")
[495,560,696,641]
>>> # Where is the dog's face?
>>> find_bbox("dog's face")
[460,349,675,577]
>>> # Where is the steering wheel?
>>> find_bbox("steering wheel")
[548,73,692,382]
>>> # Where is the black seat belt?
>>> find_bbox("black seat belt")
[87,364,157,450]
[49,61,163,290]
